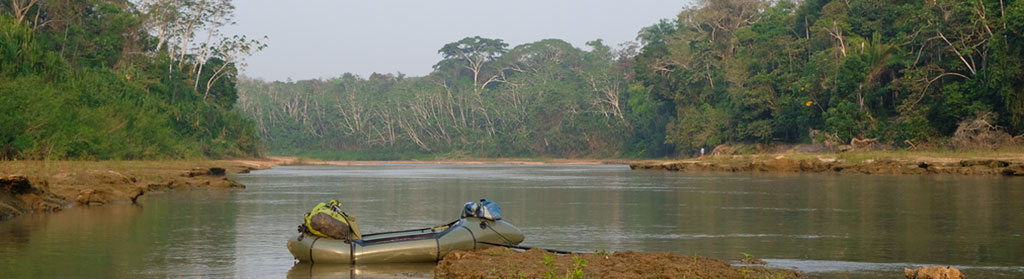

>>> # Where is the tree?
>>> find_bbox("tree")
[202,34,266,101]
[436,36,508,94]
[637,19,678,47]
[191,0,235,91]
[5,0,38,25]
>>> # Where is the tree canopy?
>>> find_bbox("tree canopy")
[6,0,1022,160]
[1,0,264,159]
[241,0,1024,159]
[240,37,632,159]
[627,0,1024,154]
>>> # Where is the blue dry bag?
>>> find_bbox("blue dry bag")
[460,199,502,220]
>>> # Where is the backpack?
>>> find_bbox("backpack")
[303,200,362,240]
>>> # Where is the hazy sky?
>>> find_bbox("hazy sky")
[223,0,688,82]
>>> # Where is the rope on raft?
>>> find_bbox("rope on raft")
[477,241,583,255]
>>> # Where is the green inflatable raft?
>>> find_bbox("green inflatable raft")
[287,199,524,264]
[287,217,525,264]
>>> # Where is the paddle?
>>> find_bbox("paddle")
[477,241,582,255]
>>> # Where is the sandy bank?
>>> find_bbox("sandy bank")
[435,247,804,279]
[266,156,628,166]
[1,159,282,221]
[630,154,1024,176]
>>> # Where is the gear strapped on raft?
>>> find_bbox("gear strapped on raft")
[299,200,361,242]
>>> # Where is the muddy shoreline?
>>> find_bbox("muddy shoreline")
[435,247,804,279]
[1,158,287,221]
[630,156,1024,176]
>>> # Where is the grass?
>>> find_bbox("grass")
[536,254,586,279]
[740,252,756,264]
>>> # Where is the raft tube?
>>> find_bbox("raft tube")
[286,217,525,264]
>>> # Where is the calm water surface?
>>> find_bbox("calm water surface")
[1,164,1022,278]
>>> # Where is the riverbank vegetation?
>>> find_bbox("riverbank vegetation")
[631,0,1024,156]
[1,0,264,160]
[239,37,634,159]
[4,0,1023,161]
[241,0,1024,160]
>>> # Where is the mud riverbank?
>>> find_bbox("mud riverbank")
[435,247,804,279]
[0,159,286,220]
[631,154,1024,176]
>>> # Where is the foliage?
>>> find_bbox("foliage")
[1,1,263,160]
[540,254,557,278]
[567,255,587,279]
[239,38,632,158]
[10,1,1022,160]
[237,0,1024,159]
[629,0,1024,155]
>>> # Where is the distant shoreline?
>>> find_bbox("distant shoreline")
[629,152,1024,176]
[245,153,1024,176]
[252,156,629,166]
[255,152,1024,177]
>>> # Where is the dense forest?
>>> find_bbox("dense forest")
[239,38,635,159]
[630,0,1024,155]
[1,0,264,159]
[4,0,1022,160]
[241,0,1024,159]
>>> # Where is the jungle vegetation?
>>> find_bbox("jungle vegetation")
[239,38,635,159]
[4,0,1023,160]
[1,0,265,159]
[241,0,1024,159]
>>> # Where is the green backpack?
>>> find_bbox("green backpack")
[303,200,362,240]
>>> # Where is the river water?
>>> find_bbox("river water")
[1,164,1022,278]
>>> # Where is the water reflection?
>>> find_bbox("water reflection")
[0,190,240,278]
[286,263,433,279]
[1,164,1022,278]
[0,204,144,278]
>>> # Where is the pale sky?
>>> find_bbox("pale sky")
[223,0,688,82]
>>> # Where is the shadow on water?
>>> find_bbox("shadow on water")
[286,262,434,279]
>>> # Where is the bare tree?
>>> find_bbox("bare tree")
[192,0,235,90]
[8,0,39,25]
[203,34,267,100]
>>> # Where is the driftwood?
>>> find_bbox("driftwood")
[710,144,737,156]
[850,137,878,148]
[904,140,918,150]
[952,112,1011,149]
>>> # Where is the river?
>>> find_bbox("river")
[1,164,1022,278]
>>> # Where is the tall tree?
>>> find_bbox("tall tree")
[436,36,508,94]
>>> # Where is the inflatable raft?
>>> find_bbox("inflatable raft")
[287,217,524,264]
